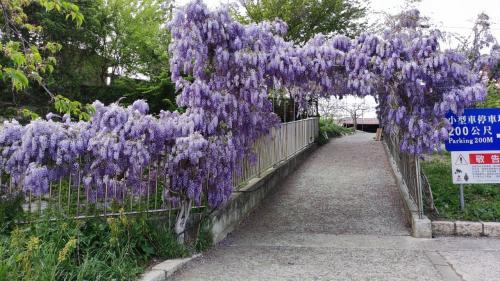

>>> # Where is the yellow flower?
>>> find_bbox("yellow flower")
[26,236,41,252]
[119,208,128,226]
[10,228,23,248]
[58,238,77,263]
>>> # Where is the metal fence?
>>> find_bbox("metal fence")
[233,117,319,187]
[1,117,319,220]
[384,131,424,219]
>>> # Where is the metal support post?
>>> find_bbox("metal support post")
[459,184,465,211]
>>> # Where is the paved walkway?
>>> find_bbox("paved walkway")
[172,132,500,281]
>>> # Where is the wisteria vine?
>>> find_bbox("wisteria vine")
[0,1,496,236]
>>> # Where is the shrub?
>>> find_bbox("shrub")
[316,119,353,145]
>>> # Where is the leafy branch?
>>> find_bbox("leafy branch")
[0,0,84,98]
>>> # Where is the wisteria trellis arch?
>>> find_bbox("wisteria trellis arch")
[0,1,491,240]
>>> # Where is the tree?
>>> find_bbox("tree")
[101,0,172,81]
[453,13,500,108]
[318,97,343,120]
[41,0,171,89]
[483,82,500,108]
[456,13,497,70]
[318,96,373,126]
[0,0,83,96]
[338,97,371,130]
[233,0,368,43]
[1,0,175,118]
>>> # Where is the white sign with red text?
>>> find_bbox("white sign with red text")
[451,151,500,184]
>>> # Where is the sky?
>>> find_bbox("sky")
[174,0,500,118]
[175,0,500,40]
[369,0,500,48]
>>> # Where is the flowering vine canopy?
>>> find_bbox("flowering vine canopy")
[0,1,492,210]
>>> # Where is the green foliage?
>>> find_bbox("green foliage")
[480,82,500,108]
[316,130,329,145]
[74,77,178,115]
[21,108,41,120]
[317,118,354,145]
[0,193,25,234]
[194,220,213,252]
[102,0,171,78]
[233,0,368,43]
[319,118,354,137]
[0,0,83,93]
[422,154,500,221]
[53,95,95,121]
[1,0,176,119]
[0,211,189,281]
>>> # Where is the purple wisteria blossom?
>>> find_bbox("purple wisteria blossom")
[0,1,493,224]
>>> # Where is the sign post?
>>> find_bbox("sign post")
[445,108,500,211]
[459,184,464,211]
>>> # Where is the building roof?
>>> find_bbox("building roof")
[340,117,379,125]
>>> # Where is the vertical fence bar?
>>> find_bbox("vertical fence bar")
[104,182,108,217]
[49,182,52,208]
[415,157,424,219]
[76,168,81,217]
[86,180,89,214]
[67,172,72,215]
[28,189,32,215]
[155,161,159,210]
[58,177,62,213]
[38,192,42,217]
[147,165,151,212]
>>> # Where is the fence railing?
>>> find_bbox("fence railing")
[233,117,319,187]
[1,117,319,220]
[384,131,424,218]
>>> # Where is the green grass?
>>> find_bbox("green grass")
[0,213,191,281]
[422,153,500,221]
[0,174,216,280]
[0,193,218,281]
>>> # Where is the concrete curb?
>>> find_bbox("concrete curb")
[432,220,500,237]
[209,144,318,244]
[138,255,201,281]
[382,140,432,238]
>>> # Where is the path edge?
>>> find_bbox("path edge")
[382,140,432,238]
[209,143,318,244]
[138,255,201,281]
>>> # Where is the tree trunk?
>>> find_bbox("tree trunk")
[174,199,192,244]
[352,113,357,131]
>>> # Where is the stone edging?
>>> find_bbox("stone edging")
[382,140,432,238]
[432,220,500,237]
[138,255,200,281]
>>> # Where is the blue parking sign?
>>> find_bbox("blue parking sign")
[445,108,500,151]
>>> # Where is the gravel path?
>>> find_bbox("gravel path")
[230,131,410,237]
[170,132,500,281]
